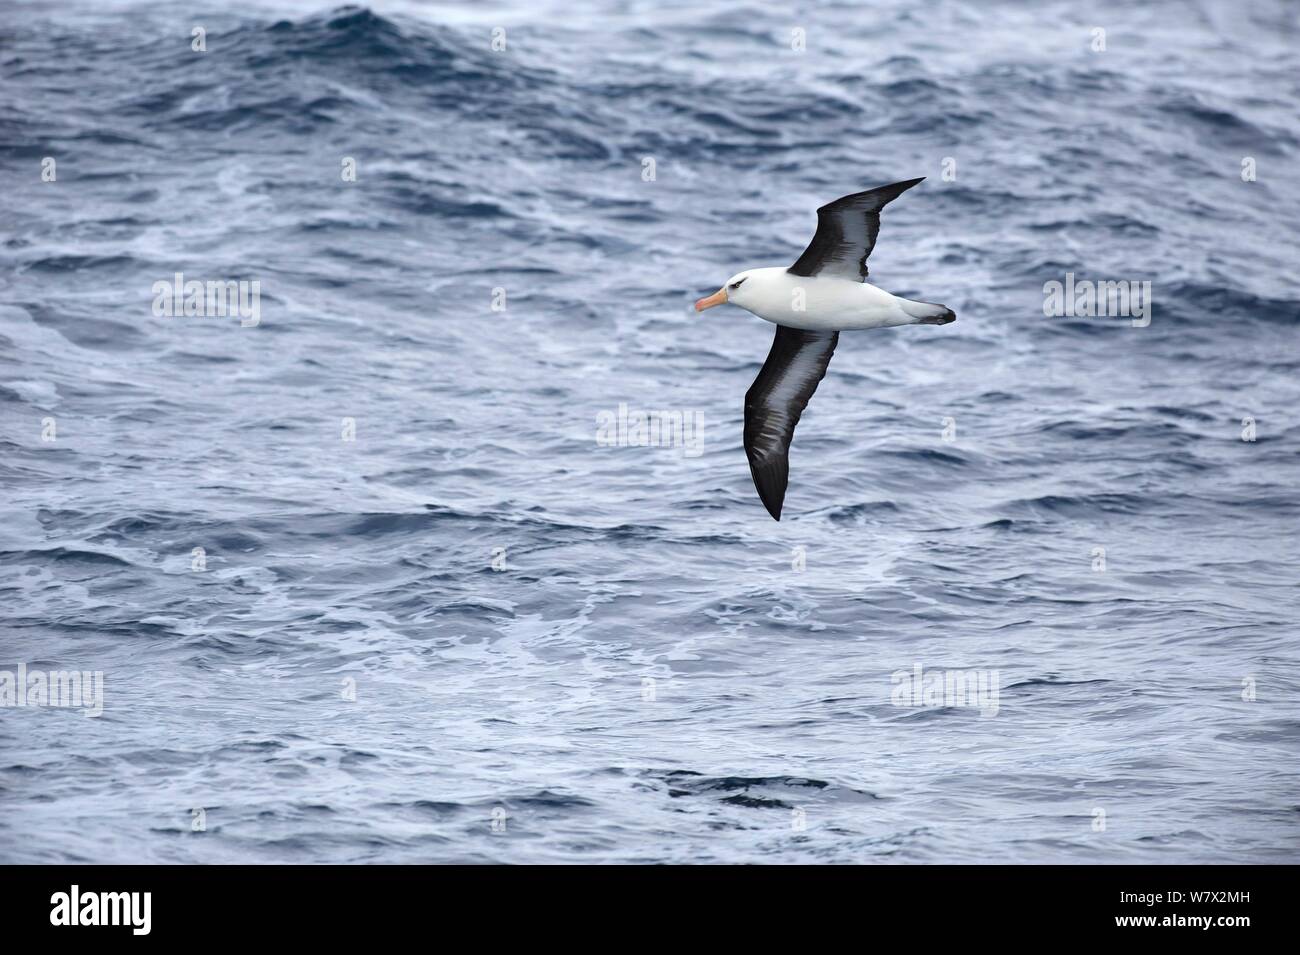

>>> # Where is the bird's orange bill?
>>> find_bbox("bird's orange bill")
[694,288,727,311]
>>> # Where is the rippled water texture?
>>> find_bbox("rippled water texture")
[2,0,1298,863]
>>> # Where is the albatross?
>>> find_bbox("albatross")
[694,177,955,521]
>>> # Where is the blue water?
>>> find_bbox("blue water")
[2,0,1298,863]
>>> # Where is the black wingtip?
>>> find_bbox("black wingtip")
[819,177,927,215]
[748,461,787,520]
[751,469,785,520]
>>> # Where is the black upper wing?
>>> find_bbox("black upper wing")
[787,177,925,282]
[743,326,839,521]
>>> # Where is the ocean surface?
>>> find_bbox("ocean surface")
[2,0,1298,864]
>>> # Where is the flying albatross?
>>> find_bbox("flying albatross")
[694,177,955,521]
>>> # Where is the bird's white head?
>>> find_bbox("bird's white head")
[694,271,754,312]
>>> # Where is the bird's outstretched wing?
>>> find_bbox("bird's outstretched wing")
[787,177,925,281]
[744,325,839,520]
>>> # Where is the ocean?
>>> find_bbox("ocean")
[1,0,1298,863]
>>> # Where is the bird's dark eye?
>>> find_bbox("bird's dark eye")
[729,278,747,291]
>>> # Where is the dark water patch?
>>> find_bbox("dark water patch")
[0,547,134,568]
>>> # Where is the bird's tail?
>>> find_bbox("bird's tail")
[901,299,956,325]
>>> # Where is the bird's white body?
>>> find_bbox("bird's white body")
[721,267,948,331]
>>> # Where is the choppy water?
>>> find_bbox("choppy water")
[2,0,1299,864]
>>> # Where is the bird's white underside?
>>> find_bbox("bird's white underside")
[723,266,936,331]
